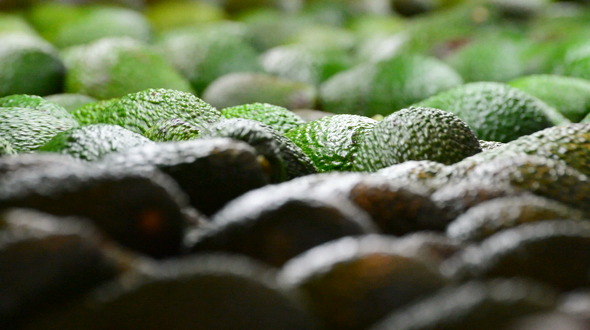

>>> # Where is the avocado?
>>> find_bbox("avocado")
[0,137,16,156]
[100,138,271,216]
[260,44,353,86]
[371,278,557,330]
[445,220,590,290]
[70,99,117,126]
[0,33,65,97]
[353,107,481,172]
[310,173,452,235]
[286,114,377,172]
[0,209,122,327]
[155,25,262,93]
[478,140,504,152]
[320,54,463,117]
[0,153,83,177]
[0,164,190,258]
[145,0,225,32]
[221,102,306,134]
[143,118,203,142]
[29,4,151,49]
[445,33,529,83]
[23,254,320,330]
[0,13,38,36]
[416,82,569,142]
[95,88,222,136]
[0,94,75,121]
[0,107,79,153]
[470,123,590,176]
[279,234,448,329]
[457,155,590,214]
[431,180,524,220]
[202,72,317,110]
[189,185,376,267]
[38,124,153,161]
[44,93,97,113]
[375,160,447,193]
[447,194,588,242]
[201,118,317,182]
[509,74,590,122]
[62,37,193,99]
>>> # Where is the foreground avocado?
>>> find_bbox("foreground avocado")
[24,255,320,329]
[221,102,306,134]
[0,164,190,258]
[0,209,124,328]
[444,220,590,290]
[100,138,271,216]
[279,235,448,329]
[353,107,481,172]
[189,179,376,267]
[447,194,588,242]
[371,278,557,330]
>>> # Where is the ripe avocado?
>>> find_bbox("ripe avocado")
[445,220,590,290]
[279,235,448,329]
[0,164,190,258]
[201,118,317,182]
[23,255,320,329]
[371,278,557,330]
[447,194,588,242]
[100,138,271,216]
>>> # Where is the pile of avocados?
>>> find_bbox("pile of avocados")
[2,0,590,328]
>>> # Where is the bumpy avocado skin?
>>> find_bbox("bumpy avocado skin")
[100,138,271,216]
[416,82,568,142]
[353,107,481,172]
[0,107,79,153]
[38,124,153,161]
[286,114,377,172]
[96,88,222,135]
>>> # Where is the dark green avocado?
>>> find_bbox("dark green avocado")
[201,118,317,182]
[100,138,271,216]
[0,164,190,258]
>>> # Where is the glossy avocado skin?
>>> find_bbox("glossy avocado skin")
[0,164,189,258]
[38,124,153,161]
[202,118,317,182]
[100,138,271,216]
[469,123,590,177]
[353,107,481,172]
[95,88,221,135]
[286,114,377,172]
[0,107,79,152]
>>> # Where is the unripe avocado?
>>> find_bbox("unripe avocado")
[353,107,481,172]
